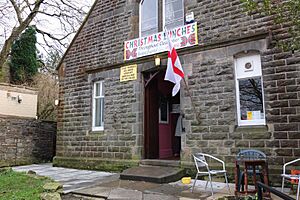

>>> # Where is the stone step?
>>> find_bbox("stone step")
[139,159,181,167]
[120,165,185,184]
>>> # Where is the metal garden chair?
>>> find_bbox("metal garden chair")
[192,153,230,196]
[281,158,300,200]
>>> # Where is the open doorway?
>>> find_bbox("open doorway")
[144,69,181,160]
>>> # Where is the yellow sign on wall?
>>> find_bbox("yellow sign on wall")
[120,64,137,82]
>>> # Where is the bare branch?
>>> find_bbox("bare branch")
[9,0,23,24]
[0,0,93,79]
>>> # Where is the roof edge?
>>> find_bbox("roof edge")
[56,0,99,71]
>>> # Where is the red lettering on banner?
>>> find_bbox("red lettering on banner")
[140,38,143,46]
[148,36,153,43]
[177,28,181,37]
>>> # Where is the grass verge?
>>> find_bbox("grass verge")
[0,168,52,200]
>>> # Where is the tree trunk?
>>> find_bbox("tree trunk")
[0,61,11,83]
[0,0,44,72]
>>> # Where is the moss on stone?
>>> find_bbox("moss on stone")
[53,157,139,172]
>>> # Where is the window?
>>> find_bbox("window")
[235,54,265,126]
[163,0,184,30]
[139,0,184,37]
[140,0,158,37]
[92,81,104,131]
[159,96,169,124]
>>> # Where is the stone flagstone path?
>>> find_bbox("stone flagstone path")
[13,163,118,193]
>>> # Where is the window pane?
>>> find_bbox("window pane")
[101,83,105,97]
[165,0,184,29]
[95,83,100,97]
[101,98,104,125]
[141,0,158,36]
[160,97,168,123]
[239,77,264,121]
[95,98,104,127]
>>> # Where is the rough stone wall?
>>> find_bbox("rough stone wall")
[55,0,141,168]
[56,0,300,178]
[186,0,271,45]
[55,67,143,166]
[63,0,139,71]
[179,39,300,179]
[0,116,56,166]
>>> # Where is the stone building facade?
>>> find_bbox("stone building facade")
[55,0,300,180]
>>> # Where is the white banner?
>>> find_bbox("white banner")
[124,22,198,61]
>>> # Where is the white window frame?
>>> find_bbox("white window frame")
[163,0,184,29]
[139,0,158,37]
[235,54,266,126]
[92,81,104,131]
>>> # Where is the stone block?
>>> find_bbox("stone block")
[289,100,300,107]
[267,108,280,115]
[267,115,287,123]
[40,192,61,200]
[275,148,293,156]
[202,133,228,140]
[274,123,298,131]
[280,140,299,148]
[43,182,63,192]
[208,141,223,147]
[209,125,230,132]
[265,140,280,147]
[235,141,249,147]
[268,100,289,108]
[288,115,300,123]
[288,132,300,139]
[250,141,265,147]
[277,79,296,87]
[229,132,242,140]
[191,126,209,133]
[294,149,300,156]
[281,107,296,115]
[273,132,287,139]
[243,132,271,139]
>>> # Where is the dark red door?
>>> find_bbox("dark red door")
[144,73,159,159]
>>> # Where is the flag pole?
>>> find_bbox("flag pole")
[163,26,200,122]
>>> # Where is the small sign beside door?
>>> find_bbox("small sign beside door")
[120,64,137,82]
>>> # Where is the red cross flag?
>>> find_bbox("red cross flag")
[164,32,185,96]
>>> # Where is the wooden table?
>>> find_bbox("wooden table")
[234,159,270,197]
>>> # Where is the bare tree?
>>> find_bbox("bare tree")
[32,72,58,121]
[0,0,93,74]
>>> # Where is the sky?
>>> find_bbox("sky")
[0,0,94,58]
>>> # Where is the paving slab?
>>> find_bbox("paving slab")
[143,193,178,200]
[107,188,143,200]
[12,164,294,200]
[12,163,117,193]
[73,187,112,198]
